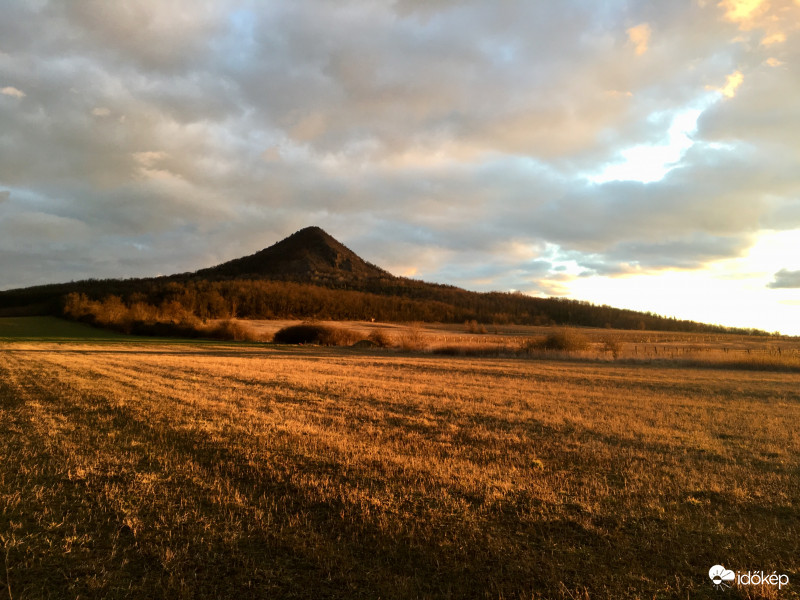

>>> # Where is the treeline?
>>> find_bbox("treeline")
[47,277,768,335]
[62,280,478,324]
[62,292,257,340]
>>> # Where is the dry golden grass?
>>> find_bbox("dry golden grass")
[1,337,798,599]
[236,319,800,372]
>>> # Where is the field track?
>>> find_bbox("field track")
[1,338,799,599]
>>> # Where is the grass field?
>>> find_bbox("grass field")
[0,316,135,341]
[1,317,799,598]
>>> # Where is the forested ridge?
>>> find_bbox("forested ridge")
[0,227,770,335]
[0,276,765,336]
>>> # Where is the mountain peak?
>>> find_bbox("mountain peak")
[289,225,330,238]
[283,225,340,247]
[195,226,393,284]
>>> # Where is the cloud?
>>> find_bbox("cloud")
[0,190,8,203]
[761,32,787,45]
[708,70,744,98]
[603,233,753,269]
[0,0,798,302]
[1,86,25,98]
[627,23,652,55]
[718,0,768,27]
[768,269,800,288]
[716,0,800,53]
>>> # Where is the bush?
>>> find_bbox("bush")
[542,328,590,352]
[602,337,623,359]
[396,323,426,351]
[273,323,360,346]
[465,319,487,334]
[367,329,393,348]
[206,319,259,342]
[523,328,590,353]
[127,319,203,338]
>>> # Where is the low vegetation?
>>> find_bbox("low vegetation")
[61,292,263,342]
[366,328,393,348]
[535,328,591,352]
[465,319,488,334]
[272,322,360,346]
[0,336,797,598]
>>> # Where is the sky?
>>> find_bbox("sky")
[1,0,799,334]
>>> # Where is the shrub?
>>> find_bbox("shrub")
[128,319,202,338]
[322,326,361,347]
[602,337,623,359]
[465,319,487,334]
[367,329,393,348]
[542,328,590,352]
[273,323,360,346]
[351,339,379,349]
[523,328,590,353]
[206,319,259,342]
[396,323,426,351]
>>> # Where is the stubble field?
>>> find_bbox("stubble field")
[0,319,798,599]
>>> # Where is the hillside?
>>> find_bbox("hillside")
[195,226,393,285]
[0,227,769,335]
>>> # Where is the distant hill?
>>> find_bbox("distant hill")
[194,226,394,285]
[0,227,770,335]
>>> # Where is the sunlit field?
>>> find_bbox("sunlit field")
[241,319,800,372]
[1,318,799,598]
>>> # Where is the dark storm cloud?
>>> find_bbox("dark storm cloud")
[0,0,798,291]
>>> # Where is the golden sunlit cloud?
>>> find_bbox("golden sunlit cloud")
[627,23,652,55]
[718,0,767,28]
[761,31,786,44]
[718,0,800,46]
[1,86,25,98]
[92,107,111,117]
[766,56,782,66]
[707,70,744,98]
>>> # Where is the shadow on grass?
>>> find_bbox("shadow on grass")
[2,353,797,599]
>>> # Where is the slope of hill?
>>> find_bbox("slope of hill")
[194,226,393,285]
[0,227,770,335]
